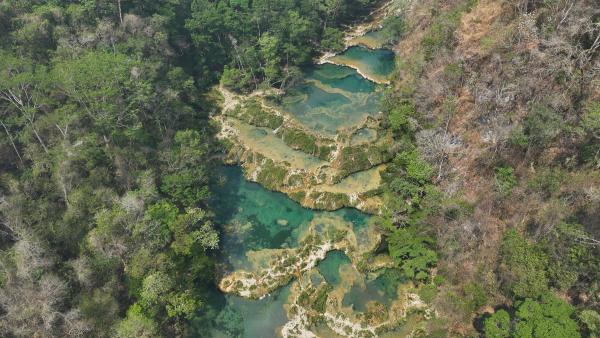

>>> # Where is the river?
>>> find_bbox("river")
[190,38,428,338]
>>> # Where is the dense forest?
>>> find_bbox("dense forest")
[0,0,377,336]
[1,0,599,337]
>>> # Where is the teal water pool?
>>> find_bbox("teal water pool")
[275,63,383,135]
[342,268,406,312]
[329,46,396,83]
[200,42,399,337]
[317,250,352,287]
[351,127,378,144]
[213,167,370,270]
[198,167,372,337]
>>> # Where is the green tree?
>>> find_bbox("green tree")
[484,310,511,338]
[387,226,438,281]
[115,304,159,338]
[513,294,580,338]
[321,27,344,53]
[160,130,211,207]
[388,102,415,133]
[259,33,281,84]
[170,208,218,255]
[52,51,136,133]
[580,309,600,338]
[499,229,549,299]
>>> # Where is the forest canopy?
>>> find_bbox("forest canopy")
[0,0,377,336]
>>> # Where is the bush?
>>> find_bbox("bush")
[281,129,317,155]
[463,282,487,313]
[221,66,252,93]
[241,100,283,129]
[421,0,476,59]
[338,146,372,175]
[418,284,438,303]
[388,102,415,132]
[494,166,517,196]
[380,16,406,44]
[484,310,511,338]
[483,295,582,338]
[513,294,580,338]
[387,225,438,282]
[523,103,563,146]
[499,229,549,299]
[256,160,287,190]
[527,168,564,198]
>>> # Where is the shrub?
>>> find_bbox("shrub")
[241,100,283,129]
[523,103,562,146]
[388,102,415,132]
[421,0,476,59]
[499,229,549,299]
[513,294,580,338]
[380,16,406,44]
[387,225,438,282]
[418,284,438,303]
[281,129,317,155]
[256,161,287,190]
[494,166,517,196]
[463,282,487,313]
[483,310,511,338]
[527,168,564,198]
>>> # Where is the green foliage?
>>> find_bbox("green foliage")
[494,166,518,196]
[483,295,582,338]
[281,129,318,155]
[239,100,284,129]
[387,226,438,281]
[256,160,287,190]
[140,271,174,306]
[579,102,600,166]
[513,294,581,338]
[421,0,477,60]
[388,102,415,133]
[527,168,565,198]
[499,229,549,299]
[321,27,345,53]
[186,0,377,90]
[0,3,225,335]
[338,145,372,175]
[524,103,563,146]
[509,127,530,149]
[579,309,600,338]
[386,151,435,210]
[581,102,600,139]
[166,291,201,319]
[52,51,135,132]
[311,285,333,313]
[221,66,250,92]
[379,16,406,44]
[169,208,219,255]
[542,222,597,292]
[377,148,439,282]
[115,304,159,338]
[484,310,511,338]
[259,33,281,83]
[418,283,438,303]
[397,150,435,184]
[160,130,211,208]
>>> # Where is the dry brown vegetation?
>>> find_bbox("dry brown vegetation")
[388,0,600,334]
